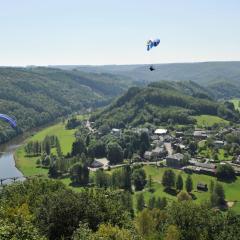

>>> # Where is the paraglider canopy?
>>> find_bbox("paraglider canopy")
[147,38,160,51]
[0,114,17,128]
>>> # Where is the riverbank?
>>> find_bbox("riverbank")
[15,122,76,177]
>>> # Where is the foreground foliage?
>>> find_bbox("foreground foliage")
[0,178,240,239]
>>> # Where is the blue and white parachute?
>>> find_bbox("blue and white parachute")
[0,114,17,128]
[147,38,160,51]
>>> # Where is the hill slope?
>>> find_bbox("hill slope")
[0,67,132,143]
[91,81,239,128]
[56,62,240,99]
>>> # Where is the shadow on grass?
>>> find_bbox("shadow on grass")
[189,193,197,200]
[164,188,177,196]
[217,177,237,184]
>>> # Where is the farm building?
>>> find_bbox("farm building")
[166,153,184,168]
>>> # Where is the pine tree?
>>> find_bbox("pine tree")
[185,175,193,193]
[148,195,156,210]
[176,174,183,191]
[136,193,145,212]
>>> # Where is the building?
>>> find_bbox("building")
[154,128,168,135]
[213,140,225,147]
[152,146,166,159]
[166,153,184,168]
[144,151,153,161]
[188,160,216,175]
[91,160,104,168]
[90,158,109,169]
[176,131,184,137]
[193,130,208,139]
[111,128,121,136]
[197,183,208,191]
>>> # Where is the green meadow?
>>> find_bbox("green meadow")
[230,98,240,111]
[194,115,229,127]
[134,165,240,213]
[15,122,76,177]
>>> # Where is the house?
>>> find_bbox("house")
[176,131,184,137]
[90,158,109,169]
[166,153,184,168]
[213,140,225,147]
[91,160,104,168]
[111,128,121,136]
[193,130,208,139]
[154,128,168,135]
[133,128,149,134]
[189,159,216,175]
[144,151,153,161]
[197,183,208,191]
[233,155,240,165]
[152,147,166,159]
[152,139,164,147]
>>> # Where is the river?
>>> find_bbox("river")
[0,139,24,184]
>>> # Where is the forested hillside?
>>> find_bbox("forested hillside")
[0,67,132,143]
[91,81,239,128]
[57,62,240,99]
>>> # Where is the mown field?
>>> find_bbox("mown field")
[15,122,76,177]
[133,165,240,213]
[194,115,229,127]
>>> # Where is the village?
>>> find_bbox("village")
[87,119,240,190]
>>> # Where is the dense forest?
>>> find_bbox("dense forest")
[58,62,240,99]
[0,178,239,240]
[0,67,133,144]
[91,81,239,129]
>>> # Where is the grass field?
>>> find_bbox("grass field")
[230,99,240,111]
[194,115,229,127]
[15,122,76,177]
[134,166,240,213]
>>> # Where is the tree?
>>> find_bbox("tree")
[176,174,183,191]
[211,183,225,207]
[48,164,58,178]
[148,174,154,193]
[85,134,90,146]
[136,193,145,212]
[107,143,123,165]
[93,224,133,240]
[216,164,236,182]
[177,191,192,202]
[155,197,167,209]
[135,209,156,238]
[132,168,147,191]
[71,138,86,157]
[209,180,215,193]
[95,169,110,188]
[164,225,181,240]
[162,169,176,190]
[189,141,197,155]
[70,163,89,186]
[88,140,106,158]
[148,195,156,210]
[72,223,92,240]
[185,175,193,193]
[122,165,132,192]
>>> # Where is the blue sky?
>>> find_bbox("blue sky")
[1,0,240,66]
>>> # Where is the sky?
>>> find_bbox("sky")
[1,0,240,66]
